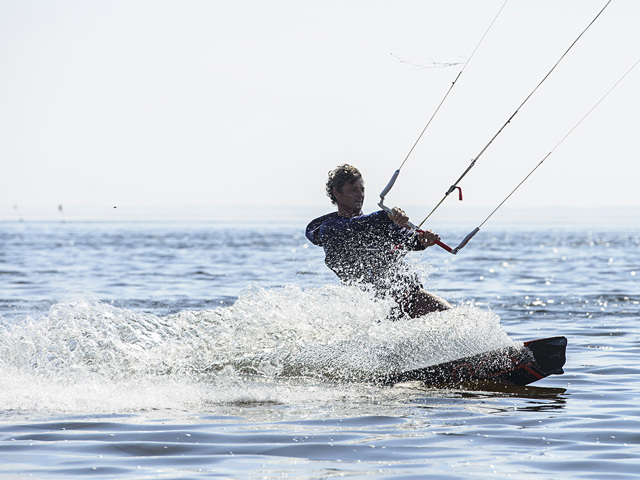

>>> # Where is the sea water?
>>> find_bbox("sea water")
[0,219,638,479]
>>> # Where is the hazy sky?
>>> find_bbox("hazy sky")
[1,0,638,221]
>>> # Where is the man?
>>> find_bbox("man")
[305,164,451,319]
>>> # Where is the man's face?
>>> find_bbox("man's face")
[334,178,365,214]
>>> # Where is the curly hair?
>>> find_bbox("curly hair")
[326,164,362,205]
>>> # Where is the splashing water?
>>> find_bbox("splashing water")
[0,285,515,414]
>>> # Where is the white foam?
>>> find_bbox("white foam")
[0,286,516,414]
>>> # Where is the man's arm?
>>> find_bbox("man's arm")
[386,207,441,250]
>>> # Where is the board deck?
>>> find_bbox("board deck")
[377,336,567,387]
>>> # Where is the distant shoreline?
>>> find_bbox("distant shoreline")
[1,204,637,229]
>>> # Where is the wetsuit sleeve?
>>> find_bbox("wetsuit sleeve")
[306,212,339,246]
[377,212,426,251]
[307,210,425,251]
[318,210,390,243]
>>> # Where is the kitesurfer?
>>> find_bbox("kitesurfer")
[306,164,451,319]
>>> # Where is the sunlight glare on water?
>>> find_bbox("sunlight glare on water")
[0,221,638,479]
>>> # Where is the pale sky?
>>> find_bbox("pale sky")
[1,0,638,221]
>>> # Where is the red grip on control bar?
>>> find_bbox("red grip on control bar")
[416,228,453,253]
[435,240,453,253]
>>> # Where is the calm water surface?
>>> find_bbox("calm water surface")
[0,220,638,479]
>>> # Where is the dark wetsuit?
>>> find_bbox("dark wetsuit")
[305,210,426,298]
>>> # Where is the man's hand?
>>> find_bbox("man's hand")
[387,206,409,227]
[416,229,441,248]
[387,207,440,248]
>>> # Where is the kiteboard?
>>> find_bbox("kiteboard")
[377,336,567,387]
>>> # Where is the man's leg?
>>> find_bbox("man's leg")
[404,289,451,318]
